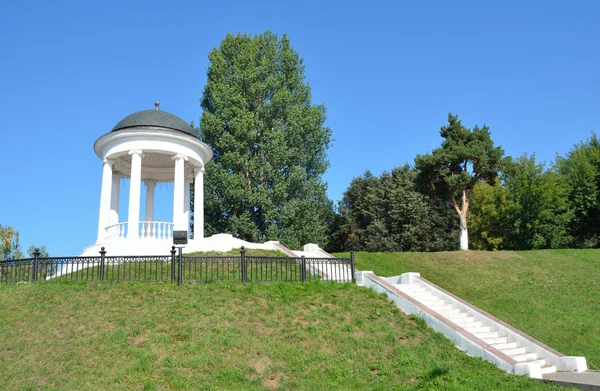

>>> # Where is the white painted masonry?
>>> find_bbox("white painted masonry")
[97,159,113,242]
[184,178,191,235]
[356,270,587,379]
[193,166,204,239]
[172,153,186,231]
[144,180,155,222]
[127,150,143,239]
[110,174,120,225]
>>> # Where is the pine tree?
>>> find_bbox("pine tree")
[415,114,504,250]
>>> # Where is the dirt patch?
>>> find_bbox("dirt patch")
[131,329,151,345]
[258,297,268,308]
[353,330,365,339]
[250,354,272,375]
[263,372,281,389]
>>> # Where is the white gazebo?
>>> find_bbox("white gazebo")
[81,103,213,256]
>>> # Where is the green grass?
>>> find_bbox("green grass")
[51,256,311,284]
[0,282,565,390]
[334,249,600,369]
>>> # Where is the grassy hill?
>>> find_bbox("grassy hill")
[334,249,600,369]
[0,281,564,390]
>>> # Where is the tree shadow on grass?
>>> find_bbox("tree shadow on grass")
[421,367,449,383]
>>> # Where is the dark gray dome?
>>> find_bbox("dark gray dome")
[112,109,197,138]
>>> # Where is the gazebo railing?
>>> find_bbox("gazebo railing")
[105,222,174,240]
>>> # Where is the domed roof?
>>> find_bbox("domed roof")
[112,105,197,138]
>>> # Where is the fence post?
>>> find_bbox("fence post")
[301,255,306,283]
[99,247,106,281]
[178,247,183,287]
[170,246,176,284]
[32,248,40,282]
[350,251,356,283]
[240,246,246,283]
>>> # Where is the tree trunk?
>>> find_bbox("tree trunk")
[453,190,469,251]
[459,211,468,251]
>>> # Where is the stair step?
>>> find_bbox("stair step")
[396,285,426,293]
[429,304,453,311]
[541,365,556,374]
[464,326,491,334]
[490,342,517,350]
[449,316,475,325]
[432,308,461,317]
[472,331,500,339]
[458,321,483,329]
[482,337,508,345]
[500,347,526,356]
[525,359,546,366]
[415,297,446,305]
[511,353,537,362]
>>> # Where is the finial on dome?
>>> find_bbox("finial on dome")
[154,101,160,111]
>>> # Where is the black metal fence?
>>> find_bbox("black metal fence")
[0,247,355,285]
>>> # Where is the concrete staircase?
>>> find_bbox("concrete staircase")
[396,282,556,375]
[357,271,587,379]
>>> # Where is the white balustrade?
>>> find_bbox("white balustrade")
[105,222,174,240]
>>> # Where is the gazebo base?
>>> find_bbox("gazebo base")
[80,233,285,257]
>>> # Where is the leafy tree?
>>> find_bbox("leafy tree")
[0,225,23,260]
[198,31,332,249]
[330,166,456,252]
[27,245,49,258]
[415,114,504,250]
[557,133,600,247]
[502,155,572,249]
[468,180,510,251]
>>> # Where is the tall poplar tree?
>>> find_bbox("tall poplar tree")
[415,114,504,250]
[198,32,332,249]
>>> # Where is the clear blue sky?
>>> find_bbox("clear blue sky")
[1,0,598,255]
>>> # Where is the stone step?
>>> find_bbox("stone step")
[449,316,475,325]
[396,285,426,293]
[410,294,438,301]
[435,308,461,317]
[500,347,526,356]
[464,326,491,334]
[429,304,454,312]
[482,337,508,345]
[511,353,537,362]
[459,322,483,329]
[417,297,444,304]
[541,365,556,374]
[472,331,500,339]
[490,342,517,350]
[525,359,546,367]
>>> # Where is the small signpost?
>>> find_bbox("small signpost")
[173,231,188,287]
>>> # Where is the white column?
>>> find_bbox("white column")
[172,154,188,231]
[97,159,113,242]
[127,150,144,239]
[193,166,204,239]
[145,180,156,221]
[109,174,120,225]
[184,178,191,235]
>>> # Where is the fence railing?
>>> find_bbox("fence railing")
[0,247,356,285]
